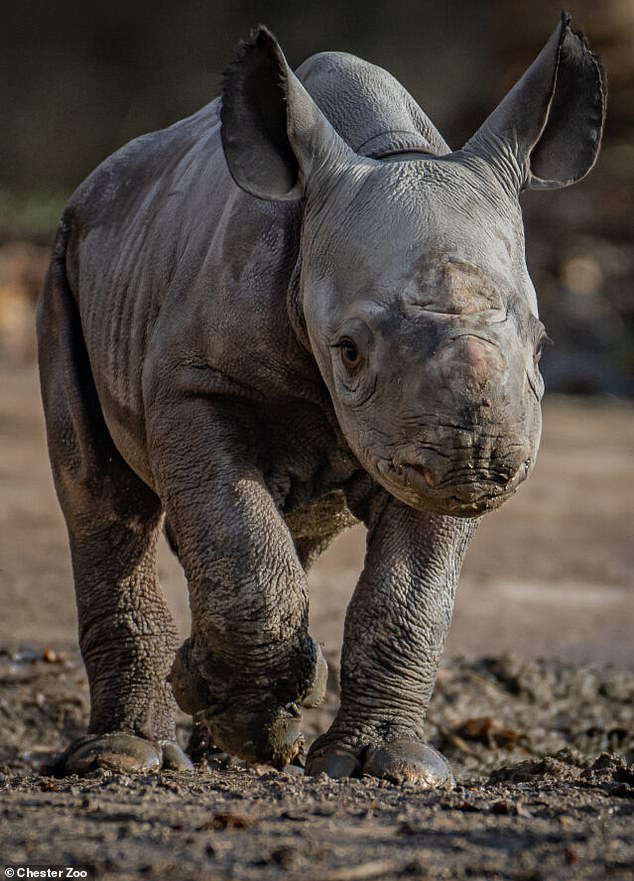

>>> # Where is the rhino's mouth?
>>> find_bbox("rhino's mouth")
[376,458,530,517]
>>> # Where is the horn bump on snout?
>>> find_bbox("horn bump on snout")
[436,335,506,394]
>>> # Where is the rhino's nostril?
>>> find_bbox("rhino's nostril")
[506,459,530,488]
[407,463,437,488]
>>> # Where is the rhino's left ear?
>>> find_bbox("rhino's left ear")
[463,13,606,191]
[221,26,351,201]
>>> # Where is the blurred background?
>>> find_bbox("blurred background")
[1,0,633,665]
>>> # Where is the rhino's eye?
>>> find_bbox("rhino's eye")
[338,337,362,370]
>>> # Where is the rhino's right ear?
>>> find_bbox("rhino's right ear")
[221,27,350,201]
[463,13,606,192]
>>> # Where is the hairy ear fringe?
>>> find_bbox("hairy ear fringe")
[220,25,302,200]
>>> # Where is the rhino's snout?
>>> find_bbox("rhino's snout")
[385,395,535,514]
[392,331,535,512]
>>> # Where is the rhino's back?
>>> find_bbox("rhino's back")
[65,99,226,293]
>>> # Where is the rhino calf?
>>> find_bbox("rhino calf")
[38,15,604,783]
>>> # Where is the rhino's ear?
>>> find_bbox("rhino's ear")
[221,27,349,201]
[463,13,606,191]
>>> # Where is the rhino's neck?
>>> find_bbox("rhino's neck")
[285,248,313,356]
[296,50,450,159]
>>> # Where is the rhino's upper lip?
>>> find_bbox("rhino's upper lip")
[401,458,529,495]
[376,457,530,516]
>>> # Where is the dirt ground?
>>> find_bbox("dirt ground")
[1,360,633,880]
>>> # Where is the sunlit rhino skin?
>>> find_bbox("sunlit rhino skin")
[38,15,605,783]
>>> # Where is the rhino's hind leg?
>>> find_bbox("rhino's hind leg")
[58,500,192,775]
[58,732,192,775]
[47,439,188,776]
[38,256,188,775]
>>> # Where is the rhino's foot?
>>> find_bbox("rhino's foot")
[58,733,194,776]
[200,701,305,770]
[305,737,454,788]
[170,636,327,769]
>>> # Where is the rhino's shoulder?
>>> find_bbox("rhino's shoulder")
[296,51,449,159]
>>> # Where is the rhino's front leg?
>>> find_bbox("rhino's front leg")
[147,396,326,769]
[306,495,479,786]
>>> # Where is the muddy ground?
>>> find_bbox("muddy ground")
[1,647,633,880]
[1,360,633,880]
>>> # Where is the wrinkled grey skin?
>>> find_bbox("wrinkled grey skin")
[38,15,604,783]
